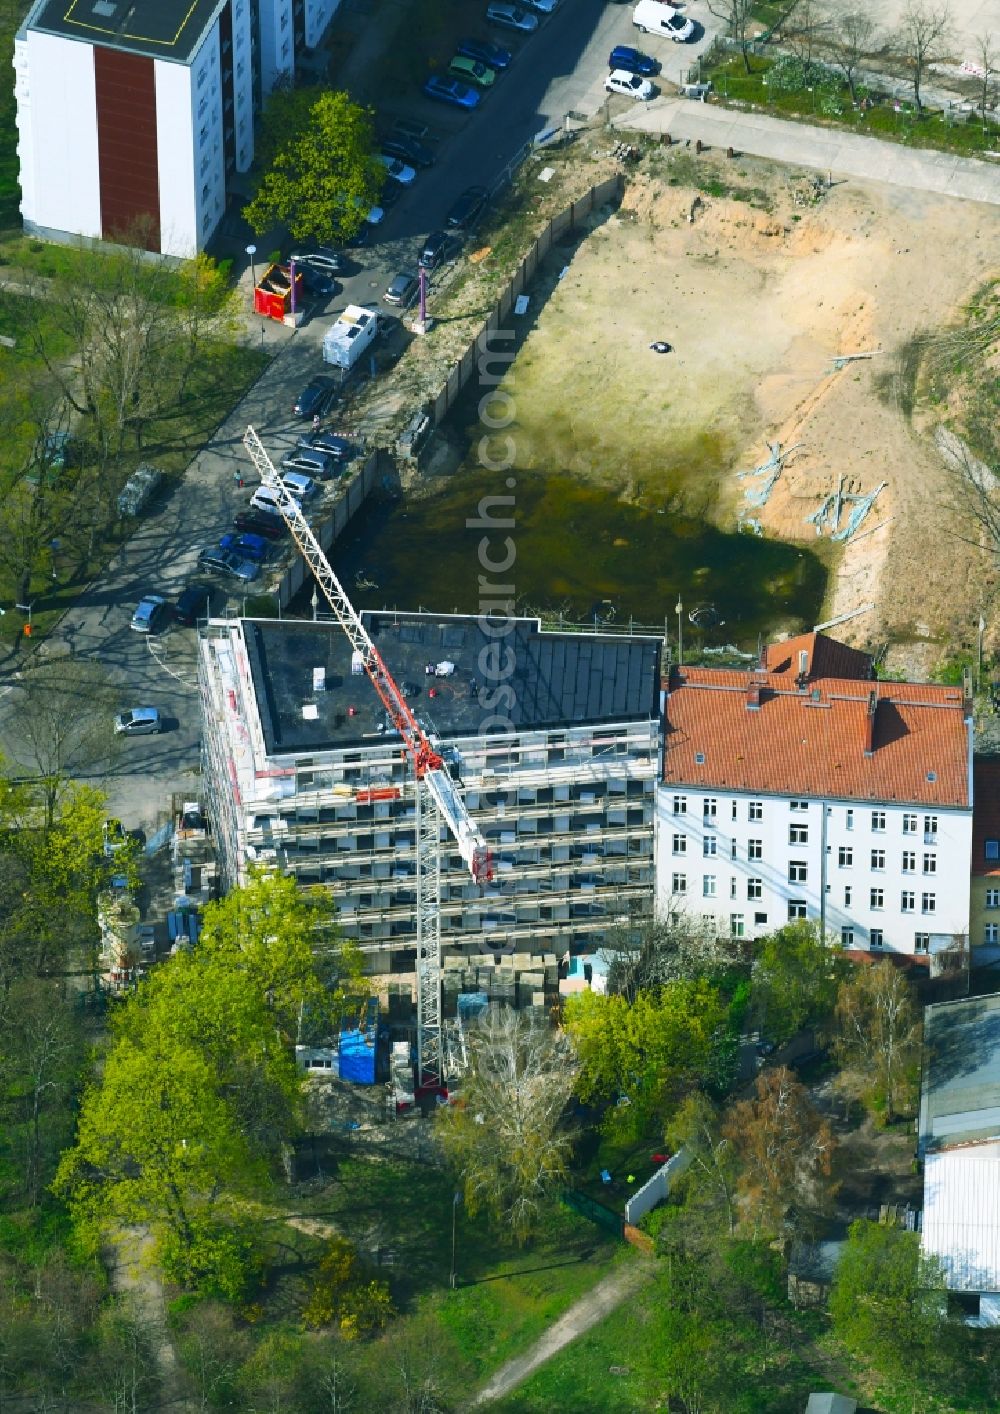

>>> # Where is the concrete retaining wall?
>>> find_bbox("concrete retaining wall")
[273,449,383,609]
[624,1147,692,1226]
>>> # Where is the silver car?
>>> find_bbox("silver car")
[114,706,162,736]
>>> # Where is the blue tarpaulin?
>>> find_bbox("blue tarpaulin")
[338,997,379,1084]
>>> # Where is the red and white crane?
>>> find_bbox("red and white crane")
[242,427,493,1084]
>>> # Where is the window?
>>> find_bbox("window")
[672,795,686,815]
[845,808,854,831]
[788,900,807,921]
[844,886,852,906]
[914,932,930,954]
[754,911,768,926]
[789,824,809,845]
[702,875,717,898]
[921,893,936,914]
[789,861,808,883]
[903,813,917,834]
[871,811,886,831]
[790,800,809,811]
[671,873,687,895]
[732,800,738,821]
[986,839,1000,861]
[747,878,762,900]
[985,924,999,945]
[748,801,763,820]
[870,888,884,909]
[731,839,738,860]
[924,815,938,843]
[672,834,686,855]
[923,854,937,874]
[901,891,915,913]
[902,851,916,872]
[838,846,853,867]
[704,798,717,822]
[730,914,745,938]
[870,929,884,949]
[841,926,854,948]
[748,839,762,860]
[871,849,886,870]
[730,877,737,899]
[986,888,1000,909]
[703,837,717,858]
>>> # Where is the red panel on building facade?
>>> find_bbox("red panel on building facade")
[93,45,160,252]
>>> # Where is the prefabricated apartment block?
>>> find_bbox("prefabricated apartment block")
[199,614,661,970]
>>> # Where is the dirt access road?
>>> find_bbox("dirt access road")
[493,148,1000,667]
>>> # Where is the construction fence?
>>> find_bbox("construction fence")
[429,172,624,428]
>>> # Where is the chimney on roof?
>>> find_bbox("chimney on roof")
[747,682,762,711]
[864,689,878,757]
[795,648,810,690]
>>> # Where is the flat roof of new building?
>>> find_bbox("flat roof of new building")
[919,993,1000,1153]
[26,0,225,64]
[242,614,661,757]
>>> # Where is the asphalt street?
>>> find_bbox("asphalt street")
[0,0,720,833]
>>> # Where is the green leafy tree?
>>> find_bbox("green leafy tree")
[833,959,921,1124]
[666,1090,738,1234]
[243,89,384,245]
[751,920,848,1045]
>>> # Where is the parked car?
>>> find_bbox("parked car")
[174,582,213,626]
[419,229,457,270]
[197,547,261,583]
[282,450,336,481]
[289,247,345,276]
[380,134,436,168]
[524,0,559,13]
[423,75,481,109]
[114,707,162,737]
[448,55,496,89]
[384,270,419,308]
[378,154,417,185]
[293,375,338,419]
[456,36,513,69]
[296,263,336,299]
[219,532,271,563]
[130,594,170,634]
[300,431,357,462]
[250,486,287,517]
[233,510,287,541]
[608,44,660,76]
[447,185,489,229]
[605,69,655,100]
[485,4,538,33]
[632,0,695,40]
[280,471,318,501]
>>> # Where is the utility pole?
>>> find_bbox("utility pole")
[675,596,683,668]
[450,1190,461,1288]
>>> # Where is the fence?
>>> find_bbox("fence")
[272,448,384,610]
[623,1148,692,1227]
[562,1188,625,1239]
[429,173,624,428]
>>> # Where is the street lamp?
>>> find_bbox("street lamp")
[245,242,257,289]
[675,596,683,669]
[450,1190,461,1289]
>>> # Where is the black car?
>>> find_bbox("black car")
[233,509,288,541]
[299,431,357,461]
[419,229,457,270]
[380,134,436,169]
[174,583,213,627]
[456,36,513,70]
[296,263,336,299]
[446,185,488,230]
[293,375,338,419]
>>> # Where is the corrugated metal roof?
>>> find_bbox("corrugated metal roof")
[919,994,1000,1151]
[922,1145,1000,1292]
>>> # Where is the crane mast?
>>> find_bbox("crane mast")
[241,427,493,1083]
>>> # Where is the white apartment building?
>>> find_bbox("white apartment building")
[656,632,973,957]
[14,0,340,257]
[199,614,662,973]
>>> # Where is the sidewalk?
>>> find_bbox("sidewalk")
[619,99,1000,207]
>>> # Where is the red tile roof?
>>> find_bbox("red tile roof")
[972,760,1000,876]
[663,640,970,807]
[763,631,873,683]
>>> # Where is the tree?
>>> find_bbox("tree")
[243,89,384,245]
[895,0,954,111]
[666,1090,738,1234]
[751,920,847,1045]
[973,31,998,129]
[782,0,831,69]
[705,0,760,73]
[833,959,921,1123]
[828,7,881,102]
[723,1066,836,1235]
[435,1007,578,1244]
[604,915,746,1001]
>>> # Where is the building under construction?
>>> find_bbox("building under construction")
[198,613,661,973]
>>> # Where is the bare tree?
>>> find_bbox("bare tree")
[829,7,881,102]
[972,31,998,129]
[705,0,760,73]
[603,916,746,1001]
[783,0,832,69]
[833,960,921,1123]
[435,1007,578,1244]
[895,0,954,111]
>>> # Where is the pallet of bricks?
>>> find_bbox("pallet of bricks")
[442,952,559,1017]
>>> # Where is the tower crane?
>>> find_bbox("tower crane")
[241,427,493,1085]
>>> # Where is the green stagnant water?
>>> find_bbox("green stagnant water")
[334,468,827,648]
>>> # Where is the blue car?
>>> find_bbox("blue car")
[219,532,271,563]
[456,36,513,70]
[423,74,481,109]
[608,44,661,77]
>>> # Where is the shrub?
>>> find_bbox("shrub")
[302,1236,394,1337]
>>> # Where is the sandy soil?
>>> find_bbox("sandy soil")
[500,152,1000,658]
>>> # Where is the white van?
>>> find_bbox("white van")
[632,0,695,40]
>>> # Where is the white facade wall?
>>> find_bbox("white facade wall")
[258,0,294,94]
[154,60,198,258]
[16,30,101,240]
[305,0,341,48]
[231,0,255,173]
[655,786,972,955]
